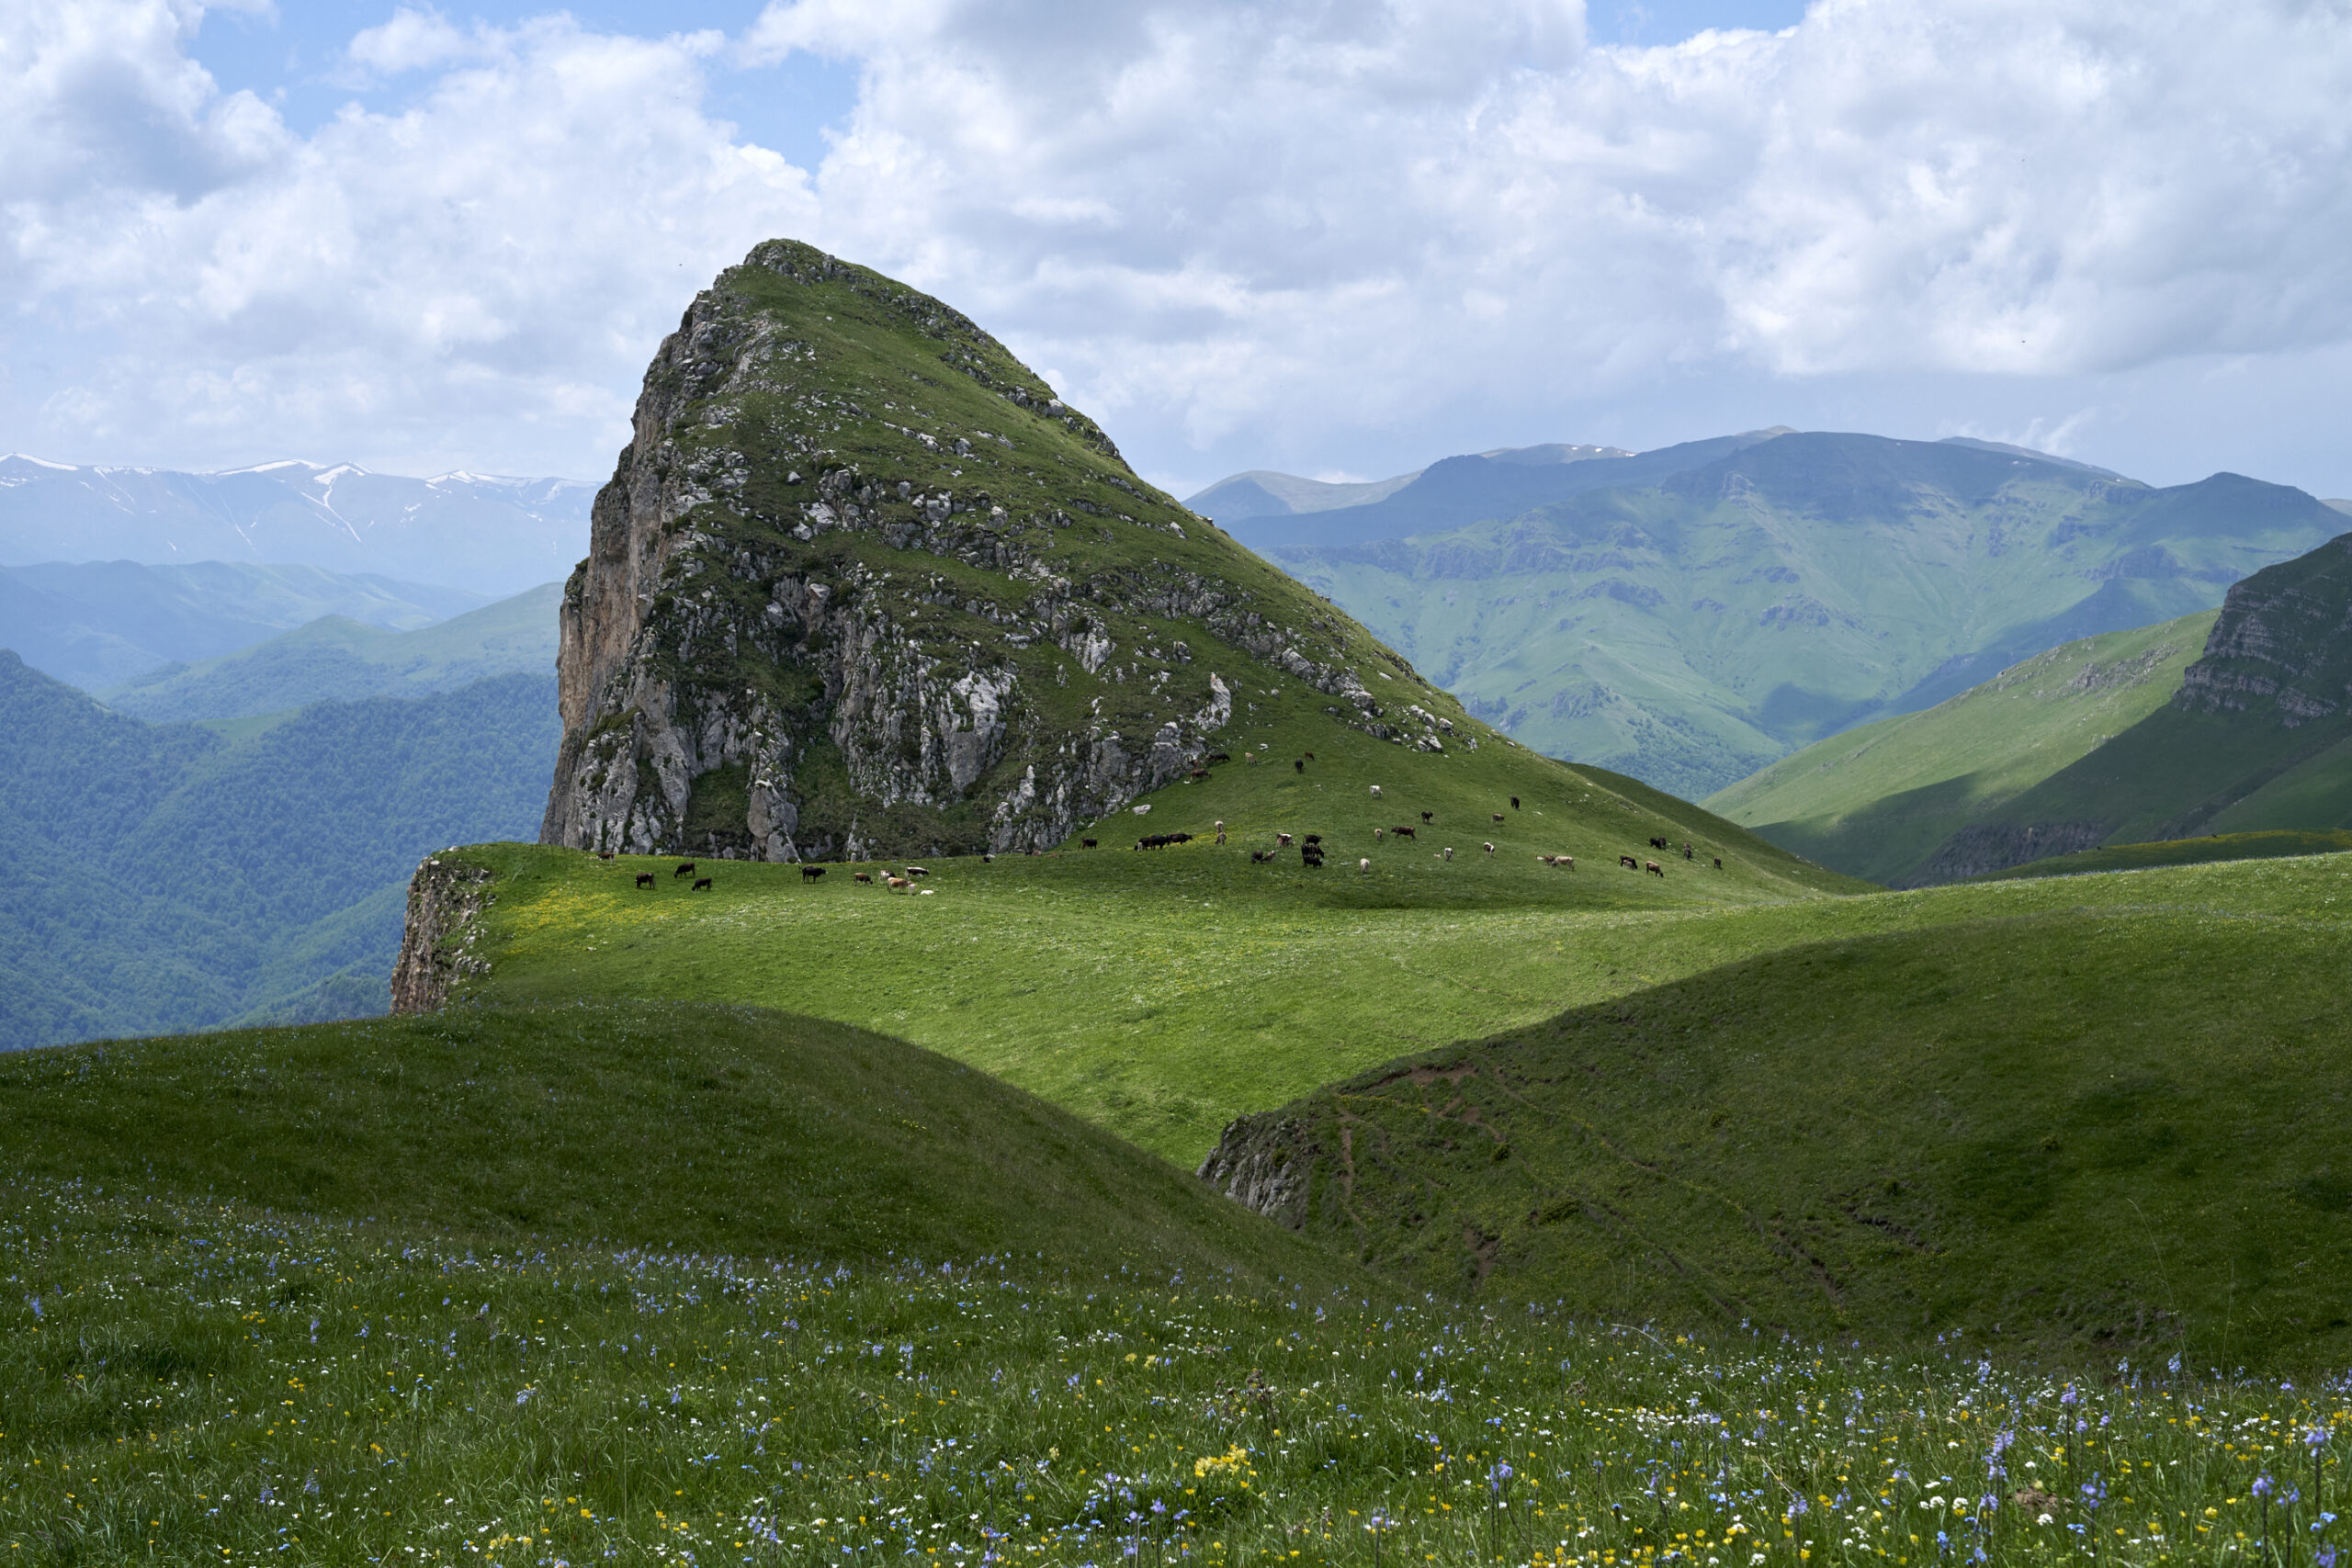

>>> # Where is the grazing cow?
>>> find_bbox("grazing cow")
[1683,845,1694,861]
[1373,828,1385,840]
[1082,838,1098,849]
[674,862,697,878]
[692,876,714,891]
[1559,856,1575,871]
[854,872,873,885]
[906,865,930,877]
[1304,833,1322,846]
[1277,832,1294,847]
[801,865,827,882]
[636,873,656,888]
[1645,861,1664,878]
[1483,841,1495,854]
[1713,857,1723,870]
[597,851,615,862]
[1294,759,1305,773]
[1443,846,1454,861]
[1250,850,1273,863]
[982,853,994,863]
[1369,784,1382,798]
[1392,825,1416,839]
[1620,855,1640,871]
[1190,769,1209,781]
[1420,810,1433,821]
[1358,857,1371,874]
[887,875,910,892]
[1648,836,1668,852]
[1511,796,1521,810]
[1206,752,1231,765]
[1491,813,1505,824]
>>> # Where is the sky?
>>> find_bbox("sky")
[5,0,2350,502]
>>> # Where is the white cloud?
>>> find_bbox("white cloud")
[3,0,2349,493]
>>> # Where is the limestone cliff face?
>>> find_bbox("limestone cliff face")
[2174,532,2352,728]
[541,240,1456,861]
[389,856,494,1013]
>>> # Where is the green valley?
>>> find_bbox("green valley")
[1705,611,2216,885]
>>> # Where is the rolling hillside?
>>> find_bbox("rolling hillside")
[101,581,561,722]
[1264,433,2343,795]
[1201,853,2352,1368]
[1706,610,2218,885]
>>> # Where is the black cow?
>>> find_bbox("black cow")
[1683,845,1693,861]
[1619,855,1639,871]
[1082,838,1098,849]
[674,862,698,878]
[801,865,827,881]
[1510,796,1521,810]
[1649,836,1668,852]
[635,873,656,888]
[692,876,713,891]
[1294,759,1306,773]
[1206,752,1231,765]
[1303,833,1321,845]
[1713,857,1724,869]
[1420,811,1433,822]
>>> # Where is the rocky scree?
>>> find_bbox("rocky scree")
[540,239,1468,860]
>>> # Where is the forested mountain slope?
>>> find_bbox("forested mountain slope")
[0,656,560,1049]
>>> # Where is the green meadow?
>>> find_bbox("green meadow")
[6,1015,2352,1566]
[447,818,2352,1168]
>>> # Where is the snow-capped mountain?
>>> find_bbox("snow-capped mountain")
[0,457,596,596]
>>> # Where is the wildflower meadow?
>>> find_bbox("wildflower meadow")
[4,1176,2345,1566]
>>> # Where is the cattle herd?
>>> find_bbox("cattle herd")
[594,780,1729,889]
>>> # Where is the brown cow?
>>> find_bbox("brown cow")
[1392,826,1416,839]
[887,876,910,892]
[635,873,655,888]
[1645,861,1664,878]
[673,862,697,878]
[854,872,873,885]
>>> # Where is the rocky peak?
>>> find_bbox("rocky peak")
[540,239,1464,861]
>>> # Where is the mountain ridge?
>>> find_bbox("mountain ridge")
[1266,432,2343,795]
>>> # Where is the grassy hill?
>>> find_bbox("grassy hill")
[1973,829,2352,882]
[1269,435,2342,796]
[1706,610,2217,884]
[1204,852,2352,1369]
[102,581,560,723]
[0,654,561,1048]
[0,1002,1338,1285]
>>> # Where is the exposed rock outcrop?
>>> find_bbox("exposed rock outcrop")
[389,856,494,1013]
[1197,1113,1317,1230]
[2175,532,2352,727]
[1894,820,2111,887]
[540,239,1458,861]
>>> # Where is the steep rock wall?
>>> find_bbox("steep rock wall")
[389,856,494,1013]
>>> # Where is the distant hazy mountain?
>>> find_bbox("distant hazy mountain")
[1261,431,2346,797]
[0,559,488,692]
[0,654,560,1050]
[1186,442,1639,525]
[0,456,594,596]
[1201,433,1782,555]
[102,581,560,723]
